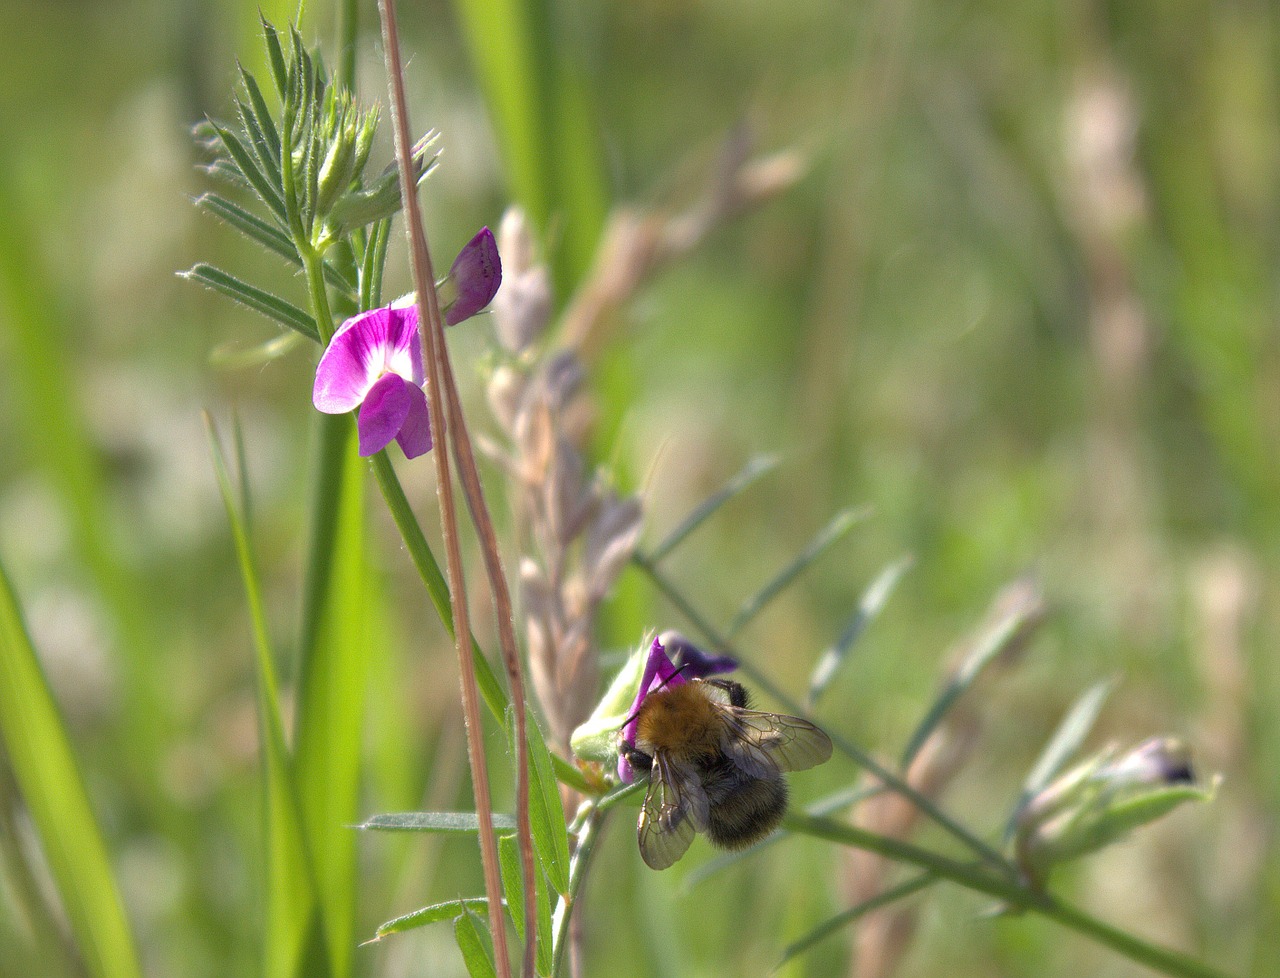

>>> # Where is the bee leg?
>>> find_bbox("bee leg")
[703,678,750,708]
[619,740,653,773]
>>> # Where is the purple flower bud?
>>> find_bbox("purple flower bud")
[444,226,502,326]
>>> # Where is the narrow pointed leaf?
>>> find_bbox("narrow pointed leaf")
[648,455,779,563]
[368,898,491,942]
[238,64,282,165]
[182,264,318,340]
[236,96,283,191]
[1004,679,1116,841]
[808,554,913,708]
[455,908,498,978]
[498,834,553,975]
[261,16,289,99]
[0,560,143,978]
[507,705,571,895]
[208,120,287,220]
[776,873,936,968]
[294,422,368,978]
[205,416,319,978]
[357,812,518,833]
[728,507,870,637]
[900,582,1046,768]
[195,192,297,260]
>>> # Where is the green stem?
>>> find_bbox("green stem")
[786,813,1237,978]
[551,809,605,978]
[632,551,1017,877]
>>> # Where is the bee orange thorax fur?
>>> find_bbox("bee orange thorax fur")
[634,682,727,758]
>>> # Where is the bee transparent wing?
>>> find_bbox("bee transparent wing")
[637,753,710,870]
[722,709,834,779]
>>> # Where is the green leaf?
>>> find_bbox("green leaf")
[499,834,553,975]
[648,455,778,563]
[367,898,490,942]
[236,95,283,193]
[204,416,320,978]
[508,706,571,895]
[261,15,289,100]
[454,907,498,978]
[1005,679,1115,840]
[238,63,282,166]
[356,811,518,833]
[207,119,288,221]
[0,560,143,978]
[294,421,368,978]
[727,507,870,637]
[900,582,1044,768]
[808,554,913,708]
[182,263,319,340]
[776,873,936,968]
[195,192,297,260]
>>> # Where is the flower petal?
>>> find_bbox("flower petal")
[619,637,685,782]
[314,305,423,414]
[445,226,502,326]
[357,372,412,457]
[394,381,433,458]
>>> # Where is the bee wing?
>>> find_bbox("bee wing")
[637,753,710,870]
[722,709,834,779]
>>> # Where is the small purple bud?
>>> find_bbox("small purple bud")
[444,226,502,326]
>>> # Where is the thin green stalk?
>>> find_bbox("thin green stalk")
[786,814,1236,978]
[631,551,1016,877]
[551,809,605,978]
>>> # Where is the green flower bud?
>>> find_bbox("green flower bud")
[1014,737,1216,887]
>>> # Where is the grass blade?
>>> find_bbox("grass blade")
[648,455,778,563]
[508,706,571,895]
[366,898,490,942]
[357,812,518,833]
[293,422,369,978]
[499,834,553,975]
[0,560,143,978]
[727,507,869,638]
[204,416,321,978]
[1004,679,1115,840]
[900,579,1046,768]
[808,554,913,708]
[182,263,319,340]
[775,873,936,969]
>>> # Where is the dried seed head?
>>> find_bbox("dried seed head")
[584,492,643,603]
[492,208,552,354]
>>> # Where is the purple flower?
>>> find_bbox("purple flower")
[312,303,432,458]
[618,635,737,782]
[443,227,502,326]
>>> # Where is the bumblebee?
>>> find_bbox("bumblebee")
[619,678,833,870]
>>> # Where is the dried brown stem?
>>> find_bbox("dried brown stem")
[377,3,517,974]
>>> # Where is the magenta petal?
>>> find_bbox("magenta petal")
[445,226,502,326]
[357,373,412,456]
[619,638,684,782]
[394,382,433,459]
[314,306,423,413]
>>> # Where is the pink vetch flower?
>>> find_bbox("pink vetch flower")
[312,303,432,458]
[443,226,502,326]
[618,635,737,782]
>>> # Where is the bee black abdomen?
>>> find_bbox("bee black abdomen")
[705,775,788,850]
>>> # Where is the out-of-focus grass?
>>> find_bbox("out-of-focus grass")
[0,0,1275,975]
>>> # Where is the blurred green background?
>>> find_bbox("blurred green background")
[0,0,1275,975]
